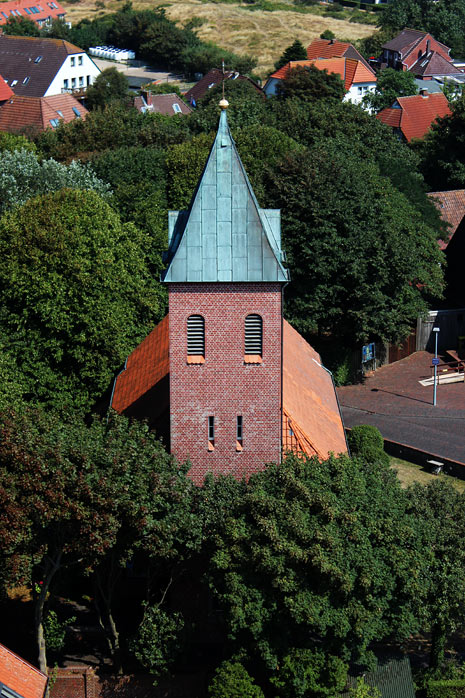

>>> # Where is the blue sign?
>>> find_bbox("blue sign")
[432,357,440,366]
[362,343,375,363]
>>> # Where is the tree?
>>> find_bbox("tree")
[0,189,165,411]
[274,39,308,71]
[270,648,348,698]
[208,661,265,698]
[188,79,267,135]
[0,132,37,154]
[266,140,444,344]
[2,15,39,35]
[0,148,109,215]
[0,408,191,674]
[206,453,418,673]
[408,481,465,669]
[276,65,346,102]
[363,67,418,113]
[85,67,131,110]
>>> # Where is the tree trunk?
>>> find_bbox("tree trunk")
[94,568,123,674]
[34,552,62,674]
[430,620,447,669]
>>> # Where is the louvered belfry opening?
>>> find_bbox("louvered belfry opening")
[187,314,205,355]
[245,314,262,355]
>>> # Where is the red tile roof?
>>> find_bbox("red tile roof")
[270,58,376,91]
[282,320,347,459]
[0,0,65,26]
[112,314,169,414]
[376,92,451,142]
[307,38,373,72]
[428,190,465,250]
[112,314,347,464]
[183,68,263,104]
[0,75,14,101]
[0,643,47,698]
[133,92,192,116]
[0,93,87,132]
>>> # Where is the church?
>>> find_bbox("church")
[111,102,347,483]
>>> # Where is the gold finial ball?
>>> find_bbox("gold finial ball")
[219,98,229,110]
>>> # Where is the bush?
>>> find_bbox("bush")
[347,425,389,466]
[270,648,348,698]
[208,661,264,698]
[320,29,335,39]
[427,680,465,698]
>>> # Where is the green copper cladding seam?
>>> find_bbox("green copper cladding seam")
[163,109,289,283]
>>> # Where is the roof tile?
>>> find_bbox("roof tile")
[0,93,88,132]
[0,0,65,26]
[0,642,47,698]
[428,190,465,249]
[377,92,451,142]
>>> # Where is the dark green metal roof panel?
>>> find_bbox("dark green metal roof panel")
[340,659,416,698]
[163,109,289,283]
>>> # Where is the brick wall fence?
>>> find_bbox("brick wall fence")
[50,667,206,698]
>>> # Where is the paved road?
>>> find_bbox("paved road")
[337,351,465,464]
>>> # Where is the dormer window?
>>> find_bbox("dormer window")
[187,314,205,364]
[244,313,262,363]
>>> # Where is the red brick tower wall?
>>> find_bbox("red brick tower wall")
[169,282,283,484]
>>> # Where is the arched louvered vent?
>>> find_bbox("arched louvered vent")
[187,315,205,355]
[245,314,262,355]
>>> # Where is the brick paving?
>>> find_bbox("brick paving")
[337,351,465,464]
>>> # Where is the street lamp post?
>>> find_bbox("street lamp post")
[433,326,440,406]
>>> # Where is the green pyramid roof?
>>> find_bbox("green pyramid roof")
[162,108,289,283]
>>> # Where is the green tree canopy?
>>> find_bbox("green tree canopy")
[276,65,346,102]
[363,67,418,113]
[206,453,418,672]
[2,15,39,35]
[274,39,308,71]
[0,189,165,411]
[85,67,131,110]
[267,140,443,343]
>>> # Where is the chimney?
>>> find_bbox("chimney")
[420,88,429,97]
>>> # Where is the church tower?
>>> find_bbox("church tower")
[163,103,289,483]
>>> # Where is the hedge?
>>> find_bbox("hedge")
[427,679,465,698]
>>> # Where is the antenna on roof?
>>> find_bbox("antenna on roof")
[221,58,225,101]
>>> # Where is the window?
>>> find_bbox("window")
[78,55,83,65]
[187,314,205,363]
[56,109,63,117]
[24,7,31,12]
[1,681,26,698]
[49,118,60,128]
[236,416,243,451]
[244,314,262,362]
[79,76,84,86]
[71,77,76,88]
[23,76,29,84]
[63,78,68,89]
[10,80,17,87]
[1,11,8,18]
[72,106,81,117]
[208,416,214,451]
[172,102,182,113]
[86,75,91,85]
[70,56,75,67]
[34,55,42,63]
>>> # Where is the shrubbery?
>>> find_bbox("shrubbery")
[208,661,264,698]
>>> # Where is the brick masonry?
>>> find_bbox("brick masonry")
[169,282,283,484]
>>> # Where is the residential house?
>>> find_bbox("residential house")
[0,36,100,97]
[376,90,451,142]
[307,38,373,71]
[264,57,377,106]
[133,91,192,116]
[184,68,263,107]
[0,642,48,698]
[429,189,465,305]
[0,92,87,133]
[111,103,347,484]
[0,0,65,29]
[379,28,463,80]
[0,74,14,103]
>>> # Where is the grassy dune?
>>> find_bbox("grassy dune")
[62,0,378,77]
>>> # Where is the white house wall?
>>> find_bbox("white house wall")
[344,82,376,108]
[44,53,100,96]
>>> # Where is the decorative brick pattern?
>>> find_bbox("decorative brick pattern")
[169,282,282,484]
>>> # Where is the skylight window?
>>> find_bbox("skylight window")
[34,55,42,63]
[72,106,81,117]
[50,118,60,128]
[1,11,8,18]
[172,103,182,113]
[11,80,17,87]
[23,77,30,84]
[24,7,31,13]
[57,110,63,117]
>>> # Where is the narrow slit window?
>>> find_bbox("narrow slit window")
[208,416,214,450]
[187,314,205,363]
[244,314,262,362]
[236,416,243,451]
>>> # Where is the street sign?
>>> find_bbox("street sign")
[432,357,440,366]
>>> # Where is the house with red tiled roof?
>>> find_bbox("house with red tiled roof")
[111,103,347,484]
[184,68,263,107]
[428,190,465,306]
[264,57,376,106]
[376,90,451,142]
[307,38,372,71]
[0,35,100,97]
[0,75,14,102]
[0,642,48,698]
[133,91,192,116]
[0,0,65,28]
[379,28,463,80]
[0,93,87,133]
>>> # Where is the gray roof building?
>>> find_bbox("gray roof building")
[163,105,289,283]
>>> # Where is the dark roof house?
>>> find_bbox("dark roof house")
[0,35,100,97]
[0,92,87,132]
[380,28,463,79]
[376,91,451,142]
[184,68,263,106]
[0,642,48,698]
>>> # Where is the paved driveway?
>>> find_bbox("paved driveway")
[337,351,465,465]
